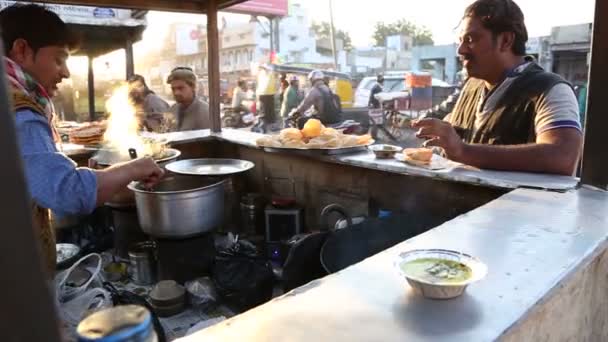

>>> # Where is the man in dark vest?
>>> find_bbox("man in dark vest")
[412,0,582,175]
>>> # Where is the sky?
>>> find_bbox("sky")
[303,0,596,47]
[68,0,597,76]
[138,0,596,49]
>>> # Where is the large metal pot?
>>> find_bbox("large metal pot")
[128,175,225,238]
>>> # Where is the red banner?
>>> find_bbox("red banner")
[227,0,289,17]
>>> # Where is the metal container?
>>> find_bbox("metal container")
[368,144,403,159]
[77,305,157,342]
[128,241,158,286]
[128,175,225,238]
[240,193,267,236]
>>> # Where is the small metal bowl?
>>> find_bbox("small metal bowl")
[395,249,488,300]
[368,144,403,159]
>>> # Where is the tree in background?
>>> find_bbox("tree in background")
[311,21,353,51]
[372,19,434,47]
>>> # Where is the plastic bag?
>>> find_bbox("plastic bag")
[59,287,112,327]
[212,240,274,312]
[186,277,219,309]
[55,253,102,303]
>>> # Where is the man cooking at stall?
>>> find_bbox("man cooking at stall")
[412,0,582,176]
[167,66,211,131]
[2,4,164,275]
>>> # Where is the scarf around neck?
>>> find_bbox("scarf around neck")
[5,57,59,141]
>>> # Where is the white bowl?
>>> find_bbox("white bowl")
[395,249,488,299]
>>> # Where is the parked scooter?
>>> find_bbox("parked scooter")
[221,105,256,129]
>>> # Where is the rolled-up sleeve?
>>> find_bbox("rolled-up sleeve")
[15,110,97,217]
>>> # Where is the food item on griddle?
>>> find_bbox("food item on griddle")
[68,121,107,145]
[403,148,433,164]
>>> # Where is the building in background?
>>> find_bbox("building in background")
[550,23,592,86]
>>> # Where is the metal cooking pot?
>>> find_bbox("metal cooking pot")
[128,175,225,238]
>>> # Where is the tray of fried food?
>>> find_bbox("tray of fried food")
[256,119,373,154]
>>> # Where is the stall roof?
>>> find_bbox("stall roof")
[29,0,247,13]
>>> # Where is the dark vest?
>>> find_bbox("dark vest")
[449,63,571,145]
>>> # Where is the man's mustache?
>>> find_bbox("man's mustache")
[460,55,473,63]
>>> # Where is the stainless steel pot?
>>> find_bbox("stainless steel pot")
[128,175,225,238]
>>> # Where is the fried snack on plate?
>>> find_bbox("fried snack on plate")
[339,135,360,147]
[301,119,324,138]
[282,139,306,148]
[403,148,433,164]
[256,136,282,148]
[356,134,372,145]
[279,128,303,142]
[319,127,339,138]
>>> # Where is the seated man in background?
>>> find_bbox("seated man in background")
[3,4,163,274]
[412,0,582,175]
[127,74,169,132]
[167,67,210,131]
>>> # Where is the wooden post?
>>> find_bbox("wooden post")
[207,0,222,132]
[0,42,61,342]
[88,55,95,121]
[125,38,135,80]
[580,0,608,188]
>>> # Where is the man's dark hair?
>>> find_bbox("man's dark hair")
[237,79,246,88]
[0,4,80,55]
[128,74,154,95]
[463,0,528,56]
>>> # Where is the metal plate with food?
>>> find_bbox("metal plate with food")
[395,249,488,299]
[256,119,374,155]
[165,158,255,176]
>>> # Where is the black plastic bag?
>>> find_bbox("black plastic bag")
[212,240,274,312]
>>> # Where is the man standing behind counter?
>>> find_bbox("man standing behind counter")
[3,4,164,274]
[412,0,582,176]
[167,67,211,131]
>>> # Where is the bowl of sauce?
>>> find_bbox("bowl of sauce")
[396,249,487,299]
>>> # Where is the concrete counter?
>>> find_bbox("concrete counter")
[178,187,608,341]
[160,128,578,192]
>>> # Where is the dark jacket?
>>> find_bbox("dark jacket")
[448,63,570,145]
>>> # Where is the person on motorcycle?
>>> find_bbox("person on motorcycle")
[280,75,301,118]
[289,70,341,127]
[368,74,384,109]
[231,79,249,113]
